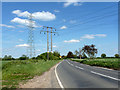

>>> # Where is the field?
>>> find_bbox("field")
[72,58,120,70]
[2,60,61,88]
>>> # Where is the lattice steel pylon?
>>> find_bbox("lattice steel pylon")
[27,13,35,58]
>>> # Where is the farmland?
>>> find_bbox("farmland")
[71,58,120,70]
[2,60,61,88]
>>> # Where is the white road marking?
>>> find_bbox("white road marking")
[66,60,84,70]
[91,71,120,81]
[70,64,74,66]
[55,61,64,88]
[75,66,84,70]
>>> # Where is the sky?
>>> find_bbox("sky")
[1,1,118,58]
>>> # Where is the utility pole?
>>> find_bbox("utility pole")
[47,27,49,60]
[51,27,52,53]
[40,26,57,60]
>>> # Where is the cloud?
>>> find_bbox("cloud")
[81,34,95,39]
[36,49,41,52]
[64,0,82,7]
[81,34,107,39]
[70,20,76,24]
[64,39,80,43]
[0,24,15,28]
[16,44,29,47]
[18,39,24,41]
[60,25,67,29]
[53,45,57,48]
[11,17,37,27]
[54,10,60,13]
[64,34,106,43]
[12,10,56,21]
[63,19,66,22]
[12,10,30,17]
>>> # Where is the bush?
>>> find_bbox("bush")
[101,53,106,58]
[36,52,60,60]
[114,54,119,58]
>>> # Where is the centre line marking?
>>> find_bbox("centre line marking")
[75,66,84,70]
[91,71,120,81]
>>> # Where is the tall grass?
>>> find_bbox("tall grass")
[72,58,120,70]
[2,60,61,88]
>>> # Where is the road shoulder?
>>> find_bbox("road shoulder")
[19,64,60,88]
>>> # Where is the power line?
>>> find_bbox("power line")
[40,26,58,60]
[26,14,36,58]
[54,4,116,28]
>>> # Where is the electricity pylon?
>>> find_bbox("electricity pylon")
[27,14,35,58]
[40,26,58,60]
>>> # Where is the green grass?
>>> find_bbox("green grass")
[2,60,61,88]
[72,58,120,70]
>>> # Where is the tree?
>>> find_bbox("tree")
[101,53,106,58]
[82,53,87,58]
[3,55,14,60]
[114,54,119,58]
[74,50,79,56]
[78,48,83,59]
[19,55,29,60]
[82,44,97,59]
[53,51,60,57]
[67,51,74,58]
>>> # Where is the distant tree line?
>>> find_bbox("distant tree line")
[62,44,119,59]
[2,51,61,61]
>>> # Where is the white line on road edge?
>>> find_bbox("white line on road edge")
[91,71,120,81]
[55,61,64,89]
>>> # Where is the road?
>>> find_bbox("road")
[56,60,119,88]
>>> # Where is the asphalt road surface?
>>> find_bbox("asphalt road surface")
[56,60,119,88]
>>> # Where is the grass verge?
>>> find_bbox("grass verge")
[2,60,61,89]
[71,58,120,70]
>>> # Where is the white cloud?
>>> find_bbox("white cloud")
[63,19,66,22]
[16,25,25,28]
[36,49,41,52]
[0,24,15,28]
[64,39,80,43]
[16,44,29,47]
[60,25,67,29]
[53,45,57,48]
[12,10,30,17]
[19,39,24,41]
[81,34,107,39]
[11,17,37,27]
[95,34,107,37]
[12,10,56,21]
[81,34,95,39]
[64,0,82,7]
[63,34,106,43]
[54,10,60,13]
[70,20,76,24]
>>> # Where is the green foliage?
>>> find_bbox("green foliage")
[101,53,106,58]
[2,60,61,88]
[82,53,87,58]
[82,44,97,59]
[2,55,15,60]
[18,55,29,60]
[72,58,119,70]
[36,52,60,60]
[53,51,60,57]
[114,54,119,58]
[67,51,74,58]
